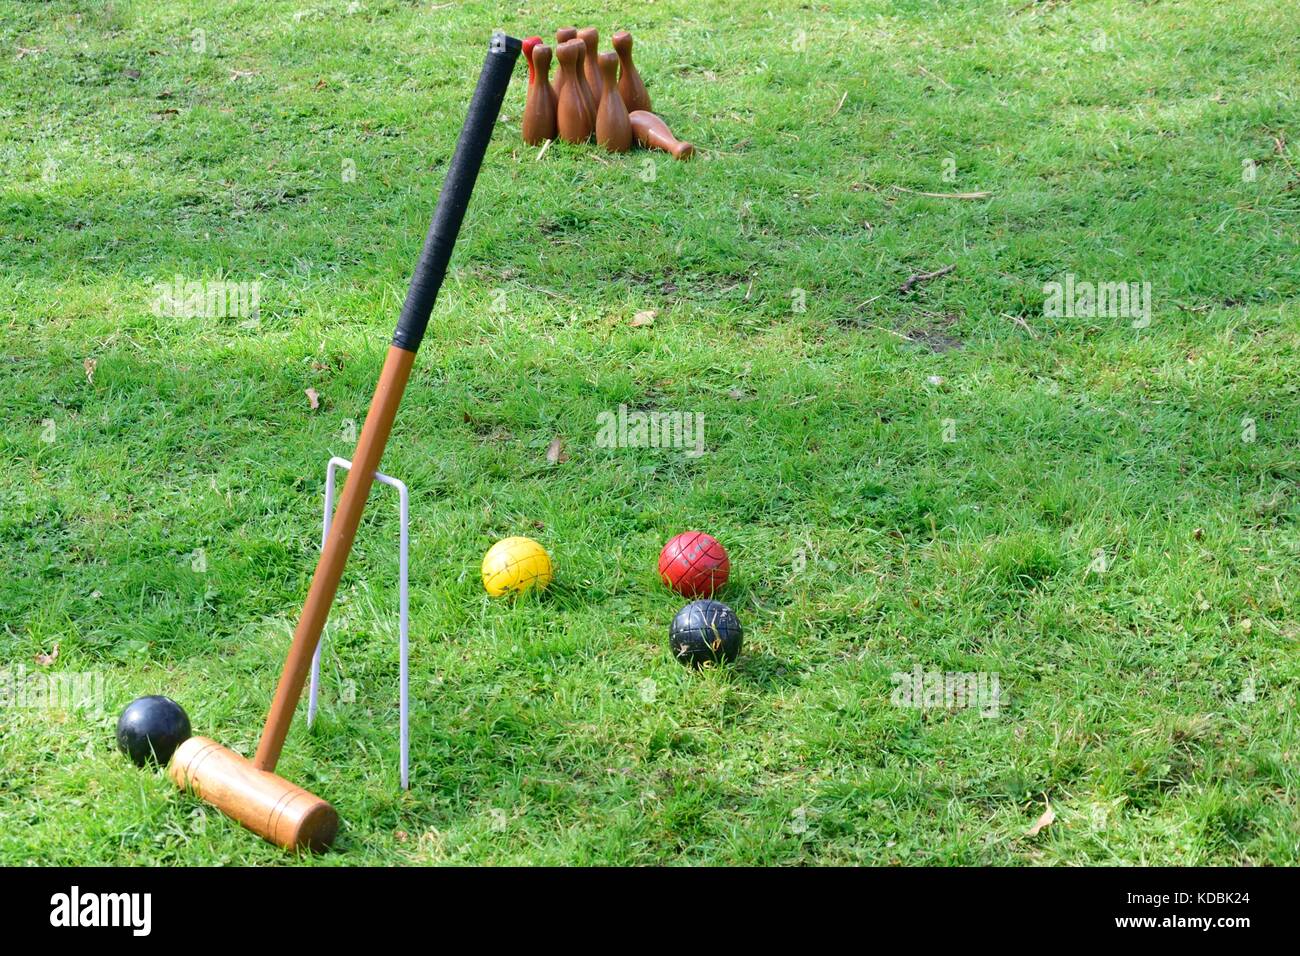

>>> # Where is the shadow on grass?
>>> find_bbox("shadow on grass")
[732,651,801,692]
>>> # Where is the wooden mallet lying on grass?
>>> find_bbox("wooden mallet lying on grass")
[168,32,522,852]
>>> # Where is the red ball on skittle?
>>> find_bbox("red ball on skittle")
[658,531,730,597]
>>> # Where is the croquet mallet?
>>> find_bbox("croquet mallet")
[168,32,523,852]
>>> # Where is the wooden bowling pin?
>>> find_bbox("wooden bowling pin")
[612,31,651,114]
[571,41,598,124]
[595,52,632,152]
[522,42,558,145]
[629,110,693,160]
[522,36,555,99]
[523,36,540,71]
[553,27,577,101]
[577,28,602,104]
[555,40,594,144]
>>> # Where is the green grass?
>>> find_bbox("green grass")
[1,0,1297,865]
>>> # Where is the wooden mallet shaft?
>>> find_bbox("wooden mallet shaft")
[253,344,414,772]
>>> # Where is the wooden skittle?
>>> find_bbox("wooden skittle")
[629,110,693,160]
[572,41,597,124]
[555,39,594,143]
[553,27,577,102]
[523,36,540,74]
[612,31,651,114]
[522,36,555,100]
[595,52,632,152]
[522,42,558,145]
[577,28,603,104]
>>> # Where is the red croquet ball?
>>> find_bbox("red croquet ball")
[658,531,730,597]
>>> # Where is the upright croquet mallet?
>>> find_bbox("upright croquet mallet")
[167,32,523,853]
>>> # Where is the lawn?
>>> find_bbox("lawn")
[1,0,1297,865]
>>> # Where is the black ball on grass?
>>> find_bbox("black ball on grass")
[669,599,743,667]
[116,696,191,767]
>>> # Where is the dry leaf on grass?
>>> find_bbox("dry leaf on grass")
[890,185,992,200]
[630,310,657,327]
[83,358,97,383]
[35,644,59,667]
[305,387,320,410]
[546,435,567,464]
[1026,796,1055,837]
[899,264,956,293]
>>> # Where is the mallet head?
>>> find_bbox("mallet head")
[170,737,339,852]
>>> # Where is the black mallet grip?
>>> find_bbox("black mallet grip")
[391,31,521,352]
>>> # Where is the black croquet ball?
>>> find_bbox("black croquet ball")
[116,696,191,767]
[669,599,743,667]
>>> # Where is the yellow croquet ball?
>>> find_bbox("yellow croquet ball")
[481,536,553,596]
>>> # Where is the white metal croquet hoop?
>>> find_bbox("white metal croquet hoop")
[307,455,410,789]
